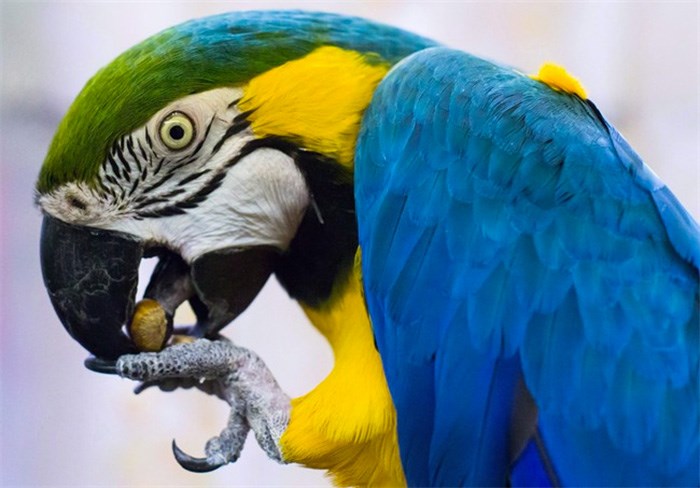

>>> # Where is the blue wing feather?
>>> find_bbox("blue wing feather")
[355,47,699,485]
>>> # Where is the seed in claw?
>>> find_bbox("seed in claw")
[128,299,171,351]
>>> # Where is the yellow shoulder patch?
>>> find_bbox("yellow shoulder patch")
[531,62,588,99]
[240,46,389,167]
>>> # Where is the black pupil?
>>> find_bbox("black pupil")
[169,125,185,140]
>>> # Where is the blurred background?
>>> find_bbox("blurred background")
[1,2,697,486]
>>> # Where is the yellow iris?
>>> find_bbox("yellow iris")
[159,111,195,150]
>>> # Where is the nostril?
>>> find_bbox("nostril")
[68,196,87,210]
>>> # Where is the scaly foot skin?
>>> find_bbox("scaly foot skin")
[116,338,290,472]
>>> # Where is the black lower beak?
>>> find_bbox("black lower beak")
[40,215,142,360]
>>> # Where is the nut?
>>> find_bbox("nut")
[128,299,171,352]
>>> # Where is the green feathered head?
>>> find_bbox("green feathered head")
[37,10,434,194]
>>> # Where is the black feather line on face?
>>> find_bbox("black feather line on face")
[178,169,210,187]
[190,117,215,158]
[126,135,142,174]
[139,171,176,198]
[96,177,110,194]
[114,142,132,183]
[135,170,226,217]
[161,188,187,199]
[211,109,255,156]
[138,139,149,162]
[144,127,154,149]
[166,156,198,175]
[177,171,226,207]
[127,176,139,197]
[153,157,165,176]
[107,153,122,180]
[138,206,188,218]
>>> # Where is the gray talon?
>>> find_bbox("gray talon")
[172,439,226,473]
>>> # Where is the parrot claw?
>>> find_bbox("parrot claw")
[116,338,290,470]
[172,439,227,473]
[171,407,250,473]
[133,379,178,395]
[133,377,227,400]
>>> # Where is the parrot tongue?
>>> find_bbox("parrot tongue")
[40,215,142,360]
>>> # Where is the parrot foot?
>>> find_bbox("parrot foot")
[116,338,290,471]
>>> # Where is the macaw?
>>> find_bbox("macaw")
[37,10,699,487]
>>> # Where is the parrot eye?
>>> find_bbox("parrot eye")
[159,111,195,150]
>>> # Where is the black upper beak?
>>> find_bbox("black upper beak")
[40,215,142,360]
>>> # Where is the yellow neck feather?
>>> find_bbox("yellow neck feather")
[240,46,389,167]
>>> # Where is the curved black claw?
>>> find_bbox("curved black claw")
[171,439,225,473]
[134,377,227,399]
[134,379,180,395]
[84,356,117,374]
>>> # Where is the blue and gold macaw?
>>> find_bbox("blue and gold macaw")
[37,10,698,486]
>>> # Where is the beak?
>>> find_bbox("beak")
[40,215,142,360]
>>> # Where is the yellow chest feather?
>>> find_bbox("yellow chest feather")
[280,267,405,487]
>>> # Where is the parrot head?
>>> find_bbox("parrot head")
[36,11,433,363]
[38,84,305,361]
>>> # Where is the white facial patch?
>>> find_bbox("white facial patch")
[145,148,310,261]
[39,87,311,261]
[40,87,248,223]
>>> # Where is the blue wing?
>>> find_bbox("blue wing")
[355,47,699,486]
